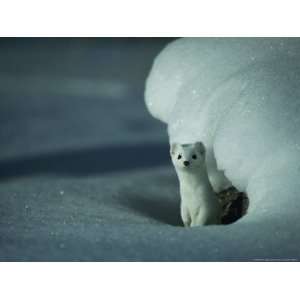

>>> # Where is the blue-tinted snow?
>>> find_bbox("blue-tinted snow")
[0,38,299,261]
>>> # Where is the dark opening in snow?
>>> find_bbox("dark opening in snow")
[219,187,249,225]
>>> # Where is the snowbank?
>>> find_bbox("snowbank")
[145,38,300,224]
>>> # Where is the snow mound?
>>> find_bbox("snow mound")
[145,38,300,222]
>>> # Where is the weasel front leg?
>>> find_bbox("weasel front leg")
[181,204,191,227]
[191,211,207,227]
[191,209,221,226]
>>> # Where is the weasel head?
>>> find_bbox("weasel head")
[170,142,206,171]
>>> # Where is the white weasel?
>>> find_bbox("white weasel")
[170,142,221,226]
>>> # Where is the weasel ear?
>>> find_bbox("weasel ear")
[170,143,178,155]
[195,141,205,156]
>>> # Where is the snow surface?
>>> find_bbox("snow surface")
[146,38,300,246]
[0,38,299,261]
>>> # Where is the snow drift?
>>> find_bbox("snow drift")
[145,38,300,224]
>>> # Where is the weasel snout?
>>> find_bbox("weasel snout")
[183,161,190,167]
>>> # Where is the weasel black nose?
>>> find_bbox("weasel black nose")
[184,161,190,166]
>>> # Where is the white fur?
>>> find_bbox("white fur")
[170,142,221,226]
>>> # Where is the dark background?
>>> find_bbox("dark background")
[0,38,184,261]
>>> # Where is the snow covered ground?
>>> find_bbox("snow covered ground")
[0,38,299,261]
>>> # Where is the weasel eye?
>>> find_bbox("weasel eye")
[177,154,182,160]
[192,154,197,160]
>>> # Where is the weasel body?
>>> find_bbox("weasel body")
[170,142,221,226]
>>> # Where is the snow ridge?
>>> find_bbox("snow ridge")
[145,38,300,223]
